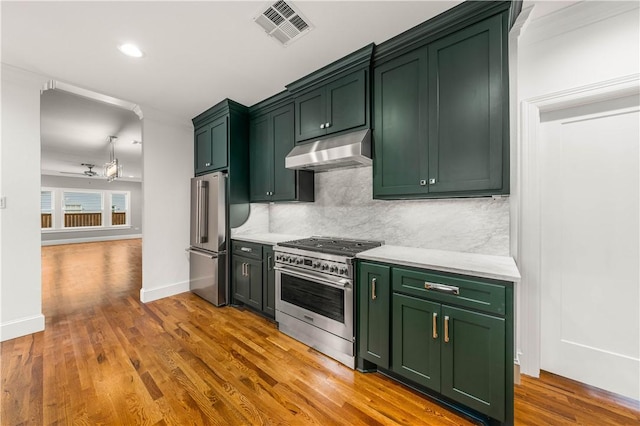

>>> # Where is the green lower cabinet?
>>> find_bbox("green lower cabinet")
[233,256,262,311]
[358,263,391,368]
[263,246,276,318]
[441,305,505,422]
[391,293,441,391]
[232,241,277,319]
[391,293,506,422]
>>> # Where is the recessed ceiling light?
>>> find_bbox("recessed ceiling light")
[118,43,144,58]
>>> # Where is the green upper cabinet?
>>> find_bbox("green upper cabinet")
[296,88,326,142]
[373,6,509,199]
[294,69,368,142]
[249,114,272,201]
[194,116,228,174]
[427,14,505,194]
[287,44,374,144]
[192,99,250,227]
[373,50,429,197]
[249,93,314,203]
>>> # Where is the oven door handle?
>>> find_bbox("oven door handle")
[274,265,351,289]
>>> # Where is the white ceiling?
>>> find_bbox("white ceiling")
[2,1,578,181]
[40,89,142,181]
[2,1,466,120]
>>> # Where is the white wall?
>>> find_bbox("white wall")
[516,1,640,375]
[519,2,639,99]
[139,107,193,303]
[0,65,48,341]
[0,64,194,341]
[41,175,143,244]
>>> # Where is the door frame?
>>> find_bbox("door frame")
[516,73,639,377]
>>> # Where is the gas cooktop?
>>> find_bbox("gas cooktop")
[277,236,383,257]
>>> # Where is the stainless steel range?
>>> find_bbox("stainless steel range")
[273,237,383,368]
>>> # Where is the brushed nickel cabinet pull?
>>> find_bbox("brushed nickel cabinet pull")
[320,123,325,129]
[371,278,377,300]
[424,282,460,295]
[432,312,438,339]
[444,315,450,343]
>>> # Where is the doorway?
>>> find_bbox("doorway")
[538,94,639,400]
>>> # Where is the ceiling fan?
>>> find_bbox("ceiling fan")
[60,163,100,177]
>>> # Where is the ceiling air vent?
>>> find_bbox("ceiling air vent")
[253,0,313,47]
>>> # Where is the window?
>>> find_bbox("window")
[63,191,103,227]
[41,191,53,228]
[110,193,128,225]
[41,187,131,231]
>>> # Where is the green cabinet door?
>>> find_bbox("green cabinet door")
[194,125,213,175]
[358,262,391,368]
[296,88,326,142]
[263,246,276,318]
[392,293,441,391]
[245,258,263,311]
[271,104,297,201]
[373,49,429,198]
[233,255,262,310]
[441,305,505,421]
[326,69,367,135]
[427,14,505,193]
[249,114,273,202]
[232,256,250,304]
[195,116,228,175]
[209,116,228,172]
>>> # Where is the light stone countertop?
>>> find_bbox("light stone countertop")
[357,245,521,282]
[230,233,305,246]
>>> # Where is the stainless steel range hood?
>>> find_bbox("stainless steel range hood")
[285,129,371,172]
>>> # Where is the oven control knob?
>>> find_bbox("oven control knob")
[339,268,347,275]
[289,257,296,264]
[313,262,321,269]
[321,263,329,270]
[329,265,337,273]
[296,258,303,265]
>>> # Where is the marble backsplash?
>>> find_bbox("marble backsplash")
[233,167,510,256]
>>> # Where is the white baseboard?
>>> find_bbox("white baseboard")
[140,280,190,303]
[0,314,45,342]
[42,234,142,246]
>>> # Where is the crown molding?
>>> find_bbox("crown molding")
[521,1,639,46]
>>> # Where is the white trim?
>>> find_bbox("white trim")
[41,234,142,246]
[0,314,45,342]
[140,280,190,303]
[521,1,639,46]
[42,80,143,119]
[42,225,132,234]
[517,74,640,377]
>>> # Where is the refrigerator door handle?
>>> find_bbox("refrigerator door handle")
[185,248,219,259]
[198,180,209,244]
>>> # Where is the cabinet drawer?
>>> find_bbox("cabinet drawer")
[231,241,263,260]
[392,268,505,315]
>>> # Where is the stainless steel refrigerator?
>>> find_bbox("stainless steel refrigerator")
[187,172,227,306]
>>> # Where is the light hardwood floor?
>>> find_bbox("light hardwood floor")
[1,240,638,425]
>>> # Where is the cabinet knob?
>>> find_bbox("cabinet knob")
[420,179,427,186]
[325,122,331,128]
[320,124,325,129]
[429,178,436,184]
[205,162,211,167]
